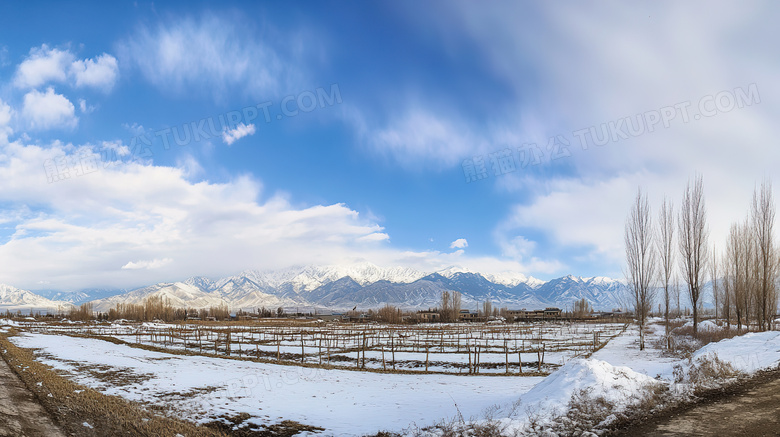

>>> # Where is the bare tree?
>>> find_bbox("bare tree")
[678,175,709,335]
[657,197,675,342]
[625,188,657,350]
[481,300,493,320]
[710,246,720,323]
[440,291,462,323]
[750,179,778,331]
[573,297,592,318]
[742,220,756,330]
[673,276,681,318]
[452,291,462,322]
[441,291,452,323]
[377,304,403,324]
[721,246,732,328]
[727,221,749,330]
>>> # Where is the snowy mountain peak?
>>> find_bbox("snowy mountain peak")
[183,276,216,291]
[436,266,477,278]
[482,272,545,288]
[585,276,621,285]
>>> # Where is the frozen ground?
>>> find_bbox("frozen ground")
[5,318,780,436]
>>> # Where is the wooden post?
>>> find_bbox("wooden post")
[391,333,396,370]
[475,342,480,374]
[505,339,509,374]
[467,343,472,374]
[518,351,523,374]
[361,330,367,369]
[425,346,429,372]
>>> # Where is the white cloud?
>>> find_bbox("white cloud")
[14,45,74,89]
[366,109,485,168]
[22,88,78,130]
[499,236,535,259]
[122,258,172,270]
[118,14,304,98]
[0,139,565,289]
[0,99,13,144]
[14,45,119,92]
[449,238,468,249]
[358,232,390,243]
[0,46,9,67]
[175,154,204,179]
[77,99,96,114]
[377,2,780,273]
[70,53,119,91]
[222,123,256,145]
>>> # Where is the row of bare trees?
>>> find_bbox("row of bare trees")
[626,176,779,349]
[106,295,231,322]
[718,180,778,331]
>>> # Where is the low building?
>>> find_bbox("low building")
[507,308,562,320]
[458,309,479,321]
[417,310,440,322]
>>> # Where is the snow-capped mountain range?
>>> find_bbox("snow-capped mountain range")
[0,284,74,312]
[0,263,629,314]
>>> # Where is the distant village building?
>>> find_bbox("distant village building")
[507,307,562,321]
[458,309,479,321]
[417,309,440,322]
[315,314,345,322]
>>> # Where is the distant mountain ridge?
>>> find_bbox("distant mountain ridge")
[0,263,626,314]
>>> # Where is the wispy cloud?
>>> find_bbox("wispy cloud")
[0,99,12,144]
[117,14,305,99]
[222,123,256,145]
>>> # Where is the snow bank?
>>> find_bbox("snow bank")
[679,319,722,332]
[496,358,658,433]
[693,330,780,373]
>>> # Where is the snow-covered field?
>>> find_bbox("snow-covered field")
[8,331,543,435]
[4,318,780,435]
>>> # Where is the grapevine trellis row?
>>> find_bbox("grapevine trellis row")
[23,321,627,375]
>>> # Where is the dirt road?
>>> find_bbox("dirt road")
[0,354,65,437]
[617,369,780,436]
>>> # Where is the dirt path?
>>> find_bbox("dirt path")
[0,354,66,437]
[617,369,780,436]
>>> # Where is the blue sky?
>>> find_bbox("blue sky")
[0,1,777,290]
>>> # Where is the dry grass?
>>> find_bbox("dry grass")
[662,324,746,357]
[673,353,745,392]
